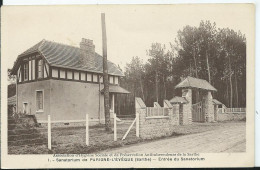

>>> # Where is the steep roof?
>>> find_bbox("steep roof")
[175,76,217,91]
[169,96,188,104]
[11,39,124,76]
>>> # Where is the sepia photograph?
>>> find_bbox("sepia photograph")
[1,4,255,168]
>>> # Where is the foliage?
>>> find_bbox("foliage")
[8,112,46,147]
[121,20,246,107]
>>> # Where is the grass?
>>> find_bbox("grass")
[8,120,245,154]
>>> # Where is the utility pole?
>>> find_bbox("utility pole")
[101,13,111,132]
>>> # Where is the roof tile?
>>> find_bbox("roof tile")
[175,76,217,91]
[16,39,124,76]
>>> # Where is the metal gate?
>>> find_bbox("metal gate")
[192,101,204,122]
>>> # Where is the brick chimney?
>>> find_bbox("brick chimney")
[79,38,95,67]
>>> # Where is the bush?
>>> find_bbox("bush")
[8,112,47,147]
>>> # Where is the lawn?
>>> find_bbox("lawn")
[8,120,245,154]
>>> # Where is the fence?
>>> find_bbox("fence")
[225,108,246,113]
[8,112,143,154]
[135,97,179,139]
[146,107,169,117]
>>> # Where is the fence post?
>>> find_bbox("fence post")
[48,115,51,150]
[114,113,117,141]
[86,114,89,146]
[136,111,139,137]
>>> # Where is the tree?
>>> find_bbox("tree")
[8,69,16,84]
[123,20,246,108]
[123,56,145,101]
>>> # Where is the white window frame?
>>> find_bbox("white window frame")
[35,90,44,113]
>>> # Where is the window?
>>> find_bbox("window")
[60,69,66,79]
[74,71,79,80]
[93,74,98,82]
[81,72,86,81]
[52,68,59,78]
[87,73,92,81]
[114,76,119,84]
[24,62,29,81]
[36,90,44,112]
[67,71,73,79]
[99,76,103,83]
[109,76,114,84]
[23,102,28,114]
[38,59,43,78]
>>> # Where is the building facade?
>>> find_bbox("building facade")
[11,38,129,124]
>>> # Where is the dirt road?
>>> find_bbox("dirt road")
[100,122,246,153]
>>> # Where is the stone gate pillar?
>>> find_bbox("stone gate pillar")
[182,89,192,124]
[203,91,214,122]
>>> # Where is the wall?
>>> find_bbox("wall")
[217,113,246,121]
[17,79,118,125]
[136,98,179,139]
[203,91,214,122]
[49,79,105,122]
[17,80,51,121]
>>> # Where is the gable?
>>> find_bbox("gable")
[15,53,50,83]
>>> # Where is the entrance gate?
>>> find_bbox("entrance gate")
[192,101,204,122]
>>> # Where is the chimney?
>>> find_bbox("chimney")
[79,38,95,67]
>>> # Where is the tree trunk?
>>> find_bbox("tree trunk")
[139,76,145,102]
[101,13,111,132]
[192,47,198,78]
[228,54,233,108]
[235,67,239,107]
[155,70,159,102]
[226,79,229,107]
[192,48,200,103]
[205,50,211,84]
[163,76,166,100]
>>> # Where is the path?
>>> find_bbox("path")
[100,122,246,153]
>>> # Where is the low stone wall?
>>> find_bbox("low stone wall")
[217,113,246,122]
[136,99,179,139]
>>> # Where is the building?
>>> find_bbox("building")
[11,38,130,124]
[173,76,217,124]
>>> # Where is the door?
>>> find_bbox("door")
[192,101,204,122]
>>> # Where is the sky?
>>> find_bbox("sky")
[2,4,253,72]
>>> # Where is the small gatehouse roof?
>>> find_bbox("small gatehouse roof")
[175,76,217,91]
[169,96,188,104]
